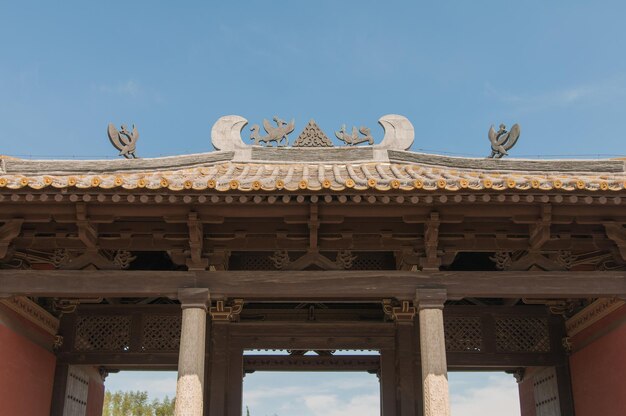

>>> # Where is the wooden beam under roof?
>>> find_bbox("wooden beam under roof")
[1,270,624,300]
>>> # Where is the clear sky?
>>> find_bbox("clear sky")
[1,1,625,158]
[3,1,625,414]
[106,369,521,416]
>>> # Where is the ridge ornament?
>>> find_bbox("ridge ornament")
[250,116,295,147]
[107,123,139,159]
[335,125,374,146]
[488,123,520,158]
[292,120,334,147]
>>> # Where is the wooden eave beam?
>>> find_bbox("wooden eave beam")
[1,270,624,300]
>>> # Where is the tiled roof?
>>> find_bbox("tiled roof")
[1,112,624,193]
[1,157,624,193]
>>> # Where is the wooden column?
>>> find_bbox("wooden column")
[385,299,420,416]
[379,348,398,416]
[49,363,69,416]
[208,332,244,416]
[397,320,418,416]
[416,288,450,416]
[551,316,575,416]
[227,345,244,416]
[206,300,244,416]
[175,288,210,416]
[207,321,231,415]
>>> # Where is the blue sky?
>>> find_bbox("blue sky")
[3,1,625,414]
[106,370,520,416]
[2,1,625,158]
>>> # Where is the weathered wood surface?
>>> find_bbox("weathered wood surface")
[251,146,374,162]
[2,152,235,175]
[389,150,626,173]
[2,201,623,255]
[243,355,380,372]
[1,270,625,299]
[3,149,623,174]
[56,350,561,371]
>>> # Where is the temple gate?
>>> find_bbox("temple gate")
[0,114,625,415]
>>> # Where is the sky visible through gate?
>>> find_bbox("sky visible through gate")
[2,0,626,413]
[105,370,521,416]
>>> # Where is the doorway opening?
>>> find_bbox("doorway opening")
[242,349,380,416]
[103,370,177,414]
[449,372,520,416]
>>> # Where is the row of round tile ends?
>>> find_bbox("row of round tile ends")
[0,175,625,192]
[0,193,623,206]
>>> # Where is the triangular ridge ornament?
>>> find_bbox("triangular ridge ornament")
[292,120,334,147]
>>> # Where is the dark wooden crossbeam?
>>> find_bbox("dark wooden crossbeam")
[1,270,625,300]
[243,355,380,372]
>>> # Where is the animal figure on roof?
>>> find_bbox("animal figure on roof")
[335,125,374,146]
[488,123,520,158]
[250,116,295,147]
[107,123,139,159]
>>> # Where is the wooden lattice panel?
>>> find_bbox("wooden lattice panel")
[239,255,276,271]
[495,317,550,353]
[444,316,482,352]
[74,315,131,352]
[142,315,181,351]
[348,254,389,270]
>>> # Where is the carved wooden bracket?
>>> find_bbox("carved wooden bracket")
[178,288,210,311]
[53,298,81,314]
[604,222,626,262]
[186,211,208,270]
[522,297,579,315]
[415,288,447,309]
[0,219,23,259]
[271,249,355,271]
[420,211,441,271]
[508,252,567,271]
[396,249,420,271]
[60,249,122,270]
[309,204,319,250]
[503,206,566,271]
[528,205,552,251]
[207,250,230,271]
[210,299,244,321]
[76,203,98,249]
[382,299,416,322]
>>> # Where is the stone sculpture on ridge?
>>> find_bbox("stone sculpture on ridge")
[249,116,295,147]
[335,125,374,146]
[292,120,334,147]
[107,123,139,159]
[488,123,521,158]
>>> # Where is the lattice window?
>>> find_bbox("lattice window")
[495,317,550,353]
[240,255,275,270]
[63,366,89,416]
[444,316,482,352]
[142,315,181,351]
[74,315,131,352]
[348,254,388,270]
